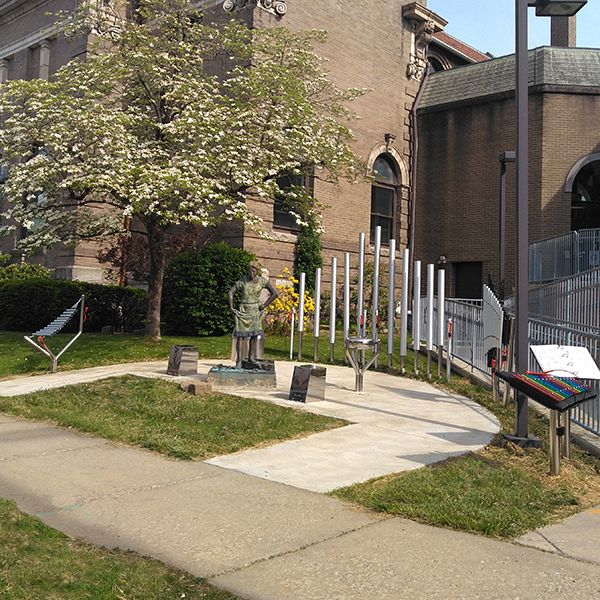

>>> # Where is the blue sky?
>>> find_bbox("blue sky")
[427,0,600,57]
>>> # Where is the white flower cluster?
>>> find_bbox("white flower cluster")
[0,1,366,257]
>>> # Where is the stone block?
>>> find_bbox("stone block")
[167,346,198,377]
[207,362,277,389]
[180,381,213,395]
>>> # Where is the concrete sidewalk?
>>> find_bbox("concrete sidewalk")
[1,362,600,598]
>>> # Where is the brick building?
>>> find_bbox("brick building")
[0,0,484,286]
[415,39,600,298]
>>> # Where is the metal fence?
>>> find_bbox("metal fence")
[445,299,493,375]
[529,228,600,283]
[529,318,600,436]
[418,294,600,436]
[420,298,492,375]
[529,266,600,334]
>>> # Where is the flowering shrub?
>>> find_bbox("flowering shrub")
[264,268,315,335]
[0,262,51,282]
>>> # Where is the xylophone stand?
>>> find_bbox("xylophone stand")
[549,409,572,476]
[562,410,571,460]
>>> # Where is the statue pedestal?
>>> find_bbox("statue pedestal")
[207,361,277,389]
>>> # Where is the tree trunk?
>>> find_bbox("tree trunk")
[145,221,166,341]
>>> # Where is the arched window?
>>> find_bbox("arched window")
[572,160,600,231]
[370,154,398,243]
[427,57,445,72]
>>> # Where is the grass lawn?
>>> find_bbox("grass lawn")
[333,374,600,538]
[0,330,352,379]
[0,375,346,460]
[3,329,600,539]
[0,497,237,600]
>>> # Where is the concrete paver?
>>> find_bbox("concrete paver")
[0,361,166,396]
[213,518,600,600]
[516,507,600,564]
[0,413,379,578]
[0,359,500,493]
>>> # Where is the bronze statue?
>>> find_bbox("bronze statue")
[228,264,278,368]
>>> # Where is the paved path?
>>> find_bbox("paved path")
[1,362,600,598]
[0,360,500,492]
[204,360,499,492]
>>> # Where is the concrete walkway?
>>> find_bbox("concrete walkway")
[0,359,500,492]
[1,362,600,598]
[204,360,500,492]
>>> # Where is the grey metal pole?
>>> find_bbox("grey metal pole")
[561,411,571,459]
[499,151,515,301]
[329,257,337,362]
[446,318,452,382]
[343,252,350,344]
[550,410,560,476]
[314,267,321,362]
[357,233,365,335]
[297,272,305,361]
[387,239,396,369]
[437,268,445,378]
[426,263,434,378]
[515,0,530,440]
[413,260,421,375]
[372,225,381,367]
[400,248,409,373]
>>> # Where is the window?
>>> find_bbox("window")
[572,160,600,231]
[427,57,445,72]
[370,154,398,243]
[273,173,311,232]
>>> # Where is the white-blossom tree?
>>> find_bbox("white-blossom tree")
[0,0,364,339]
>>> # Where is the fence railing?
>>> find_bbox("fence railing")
[529,318,600,436]
[420,298,492,375]
[529,228,600,284]
[419,294,600,437]
[528,266,600,334]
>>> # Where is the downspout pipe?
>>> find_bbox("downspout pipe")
[408,64,431,295]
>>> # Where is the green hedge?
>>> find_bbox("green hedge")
[0,279,146,333]
[162,243,255,336]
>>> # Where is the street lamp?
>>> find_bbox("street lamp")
[533,1,587,16]
[512,0,587,445]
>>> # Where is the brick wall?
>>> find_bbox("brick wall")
[241,0,420,287]
[416,88,600,297]
[1,0,426,290]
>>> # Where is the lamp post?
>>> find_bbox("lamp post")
[498,151,515,301]
[513,0,586,444]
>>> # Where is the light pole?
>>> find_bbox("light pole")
[498,151,515,301]
[512,0,586,444]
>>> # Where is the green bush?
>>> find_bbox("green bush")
[0,262,51,281]
[0,279,146,333]
[293,217,323,293]
[162,243,255,336]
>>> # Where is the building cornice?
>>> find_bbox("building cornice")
[0,23,59,59]
[0,0,50,23]
[223,0,287,17]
